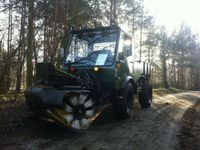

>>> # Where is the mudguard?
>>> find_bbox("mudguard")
[122,76,137,93]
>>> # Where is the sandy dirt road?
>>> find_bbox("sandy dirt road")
[1,91,200,150]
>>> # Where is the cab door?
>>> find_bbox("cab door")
[115,32,134,89]
[117,32,134,75]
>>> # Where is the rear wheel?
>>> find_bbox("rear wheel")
[138,81,152,108]
[113,83,134,119]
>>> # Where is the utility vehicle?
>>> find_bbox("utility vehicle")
[25,25,152,129]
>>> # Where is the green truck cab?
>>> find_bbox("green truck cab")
[25,25,152,129]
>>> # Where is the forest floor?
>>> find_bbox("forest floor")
[0,90,200,150]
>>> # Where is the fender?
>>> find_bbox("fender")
[122,76,137,93]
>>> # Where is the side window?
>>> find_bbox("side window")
[118,32,132,61]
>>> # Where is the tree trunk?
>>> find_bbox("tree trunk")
[16,0,26,94]
[195,68,200,90]
[43,0,48,62]
[162,58,169,89]
[26,0,34,88]
[51,0,59,64]
[172,59,176,87]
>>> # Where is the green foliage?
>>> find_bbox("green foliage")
[144,23,200,90]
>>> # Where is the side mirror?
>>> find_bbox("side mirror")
[60,48,65,59]
[118,52,124,60]
[124,48,132,56]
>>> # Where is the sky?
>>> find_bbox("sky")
[144,0,200,33]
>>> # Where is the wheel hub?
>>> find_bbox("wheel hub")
[73,104,86,120]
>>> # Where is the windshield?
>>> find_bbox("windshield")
[65,29,119,66]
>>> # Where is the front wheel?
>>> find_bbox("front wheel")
[113,83,134,119]
[138,81,152,108]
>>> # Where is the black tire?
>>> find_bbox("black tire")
[113,83,134,119]
[138,81,152,108]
